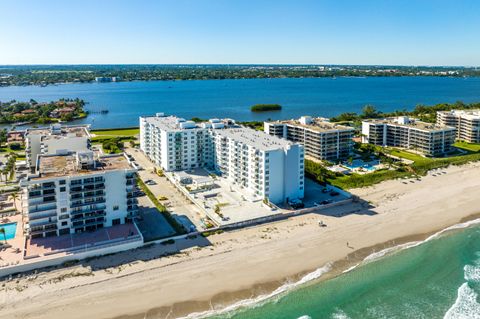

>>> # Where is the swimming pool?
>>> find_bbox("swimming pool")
[0,222,17,240]
[343,160,380,172]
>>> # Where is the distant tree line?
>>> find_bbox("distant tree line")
[330,101,480,124]
[0,98,86,124]
[1,64,480,87]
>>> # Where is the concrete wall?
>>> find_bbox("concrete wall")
[0,238,143,278]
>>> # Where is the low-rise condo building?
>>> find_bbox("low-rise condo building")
[140,114,304,204]
[436,110,480,143]
[361,116,456,157]
[264,116,355,161]
[20,151,137,238]
[25,124,91,169]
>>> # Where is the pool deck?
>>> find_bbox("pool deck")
[0,213,24,267]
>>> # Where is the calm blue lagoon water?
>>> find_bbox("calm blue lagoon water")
[0,77,480,128]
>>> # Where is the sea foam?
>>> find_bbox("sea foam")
[177,263,332,319]
[180,218,480,319]
[443,283,480,319]
[444,252,480,319]
[361,218,480,265]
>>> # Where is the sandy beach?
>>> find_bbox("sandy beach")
[1,162,480,319]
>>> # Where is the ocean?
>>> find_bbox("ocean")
[0,77,480,128]
[189,221,480,319]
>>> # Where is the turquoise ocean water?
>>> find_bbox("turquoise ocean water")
[193,221,480,319]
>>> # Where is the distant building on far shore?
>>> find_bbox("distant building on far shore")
[264,116,355,162]
[95,76,120,83]
[361,116,455,157]
[436,110,480,143]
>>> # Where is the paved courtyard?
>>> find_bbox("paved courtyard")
[25,223,142,258]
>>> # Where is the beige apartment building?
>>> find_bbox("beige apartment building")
[361,116,456,157]
[264,116,355,161]
[436,110,480,143]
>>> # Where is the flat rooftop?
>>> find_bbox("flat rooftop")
[27,125,90,140]
[269,118,354,133]
[439,109,480,120]
[364,117,455,132]
[31,153,133,180]
[214,127,294,151]
[143,115,203,132]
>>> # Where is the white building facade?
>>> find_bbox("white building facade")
[140,114,304,204]
[21,152,137,238]
[436,110,480,143]
[25,124,91,169]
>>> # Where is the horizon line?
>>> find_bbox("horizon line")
[1,63,479,68]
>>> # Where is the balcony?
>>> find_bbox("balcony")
[29,211,57,221]
[70,198,106,208]
[71,211,106,222]
[42,183,56,190]
[29,218,58,228]
[84,218,106,226]
[29,204,57,214]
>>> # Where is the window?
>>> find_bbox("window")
[61,221,68,226]
[113,205,119,211]
[60,187,66,192]
[61,207,67,213]
[59,180,66,185]
[112,218,121,225]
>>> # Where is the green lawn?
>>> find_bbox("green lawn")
[387,148,433,164]
[92,128,139,137]
[307,145,480,190]
[453,141,480,153]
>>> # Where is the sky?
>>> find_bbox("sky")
[0,0,479,66]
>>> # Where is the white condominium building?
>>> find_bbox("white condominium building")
[436,110,480,143]
[25,124,91,169]
[211,127,304,204]
[361,116,456,157]
[140,114,304,204]
[20,151,137,238]
[265,116,355,161]
[140,114,216,171]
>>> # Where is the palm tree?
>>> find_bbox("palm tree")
[0,227,6,245]
[8,191,20,212]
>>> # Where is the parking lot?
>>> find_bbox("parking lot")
[302,178,351,208]
[125,147,206,231]
[135,196,177,241]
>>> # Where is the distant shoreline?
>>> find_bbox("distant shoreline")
[1,74,479,88]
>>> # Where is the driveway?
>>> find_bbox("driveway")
[125,147,205,231]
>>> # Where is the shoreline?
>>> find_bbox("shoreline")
[1,162,480,319]
[144,215,480,319]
